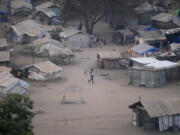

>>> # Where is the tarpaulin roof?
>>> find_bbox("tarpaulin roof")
[0,51,9,62]
[0,38,8,48]
[11,0,32,10]
[131,43,160,55]
[130,57,159,65]
[145,60,178,69]
[32,61,62,73]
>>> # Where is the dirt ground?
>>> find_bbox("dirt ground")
[2,19,180,134]
[28,45,180,135]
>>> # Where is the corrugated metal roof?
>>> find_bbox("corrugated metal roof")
[98,51,121,59]
[145,60,178,69]
[0,51,9,62]
[131,43,156,54]
[59,29,81,38]
[0,39,8,48]
[142,98,180,117]
[33,61,62,73]
[11,20,45,37]
[130,57,159,65]
[11,0,32,10]
[138,30,166,42]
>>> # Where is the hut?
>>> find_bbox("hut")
[33,1,62,25]
[131,43,160,57]
[129,98,180,131]
[112,29,135,45]
[134,2,166,25]
[97,51,122,69]
[0,72,29,95]
[152,13,180,29]
[136,30,166,48]
[129,57,159,67]
[10,20,49,44]
[25,60,62,81]
[31,37,74,64]
[0,51,10,66]
[60,29,91,50]
[129,60,180,88]
[10,0,32,16]
[0,38,8,51]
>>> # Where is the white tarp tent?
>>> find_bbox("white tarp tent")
[0,72,29,95]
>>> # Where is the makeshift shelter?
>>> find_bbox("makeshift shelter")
[152,13,180,29]
[10,0,32,16]
[10,20,49,44]
[26,60,62,81]
[112,29,135,45]
[136,30,166,48]
[134,2,166,25]
[131,43,160,57]
[60,29,91,50]
[0,38,8,50]
[0,51,9,66]
[97,51,122,69]
[170,43,180,57]
[129,98,180,131]
[165,28,180,43]
[33,1,62,25]
[130,57,159,67]
[0,72,29,95]
[31,37,74,64]
[129,60,180,88]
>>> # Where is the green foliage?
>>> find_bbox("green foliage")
[0,94,34,135]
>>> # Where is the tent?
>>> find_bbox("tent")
[25,60,62,81]
[60,29,91,50]
[0,72,29,95]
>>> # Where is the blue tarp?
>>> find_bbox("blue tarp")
[140,48,160,55]
[173,36,180,43]
[144,27,156,31]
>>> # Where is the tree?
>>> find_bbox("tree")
[62,0,109,34]
[0,94,34,135]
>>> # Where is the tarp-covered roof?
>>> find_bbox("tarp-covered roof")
[11,0,32,10]
[0,38,8,48]
[134,2,165,13]
[0,72,29,93]
[35,1,58,11]
[131,43,160,55]
[130,57,159,65]
[129,98,180,118]
[138,30,166,42]
[0,51,9,62]
[12,20,45,37]
[59,29,82,38]
[97,51,121,60]
[145,60,178,69]
[33,61,62,73]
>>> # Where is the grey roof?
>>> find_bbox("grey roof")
[59,29,82,38]
[11,0,32,10]
[130,98,180,117]
[138,30,166,42]
[35,2,59,11]
[97,51,121,59]
[131,43,154,54]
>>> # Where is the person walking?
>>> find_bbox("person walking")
[88,68,94,84]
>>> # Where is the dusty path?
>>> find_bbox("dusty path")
[30,46,180,135]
